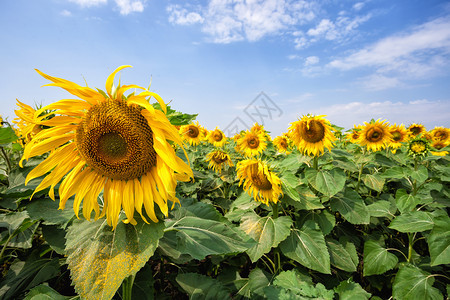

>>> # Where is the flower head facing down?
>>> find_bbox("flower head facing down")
[236,159,282,205]
[21,66,193,229]
[357,119,392,152]
[288,114,336,156]
[206,150,233,173]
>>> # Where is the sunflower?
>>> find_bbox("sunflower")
[389,123,408,153]
[288,114,336,156]
[407,123,426,137]
[206,150,233,173]
[236,159,282,205]
[207,127,227,147]
[345,125,362,144]
[407,138,429,158]
[13,100,43,145]
[430,127,450,143]
[21,66,193,229]
[236,130,267,157]
[430,139,449,156]
[273,134,291,154]
[179,121,204,146]
[251,123,271,141]
[357,119,392,152]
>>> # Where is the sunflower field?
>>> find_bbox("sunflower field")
[0,66,449,300]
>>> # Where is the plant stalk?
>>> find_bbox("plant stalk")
[271,202,279,219]
[122,274,136,300]
[0,146,11,173]
[313,156,319,170]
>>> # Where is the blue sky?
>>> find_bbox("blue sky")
[2,0,450,137]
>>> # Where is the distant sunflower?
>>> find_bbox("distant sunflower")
[430,127,450,143]
[237,130,267,157]
[206,150,233,173]
[179,121,204,146]
[407,123,426,137]
[430,139,449,156]
[13,100,43,145]
[273,134,291,154]
[408,138,430,158]
[288,114,336,156]
[21,66,193,229]
[251,123,271,141]
[389,123,408,153]
[207,127,227,147]
[346,125,362,144]
[236,159,282,205]
[358,119,392,152]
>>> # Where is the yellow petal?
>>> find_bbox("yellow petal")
[106,65,132,97]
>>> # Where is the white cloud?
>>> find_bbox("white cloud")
[304,56,319,66]
[353,2,365,11]
[61,9,72,16]
[167,5,204,25]
[310,99,450,129]
[306,14,371,42]
[68,0,107,8]
[167,0,319,44]
[358,74,402,91]
[114,0,144,15]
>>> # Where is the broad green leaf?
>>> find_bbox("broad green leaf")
[24,285,69,300]
[330,189,370,224]
[225,192,260,222]
[285,185,324,210]
[280,220,330,274]
[65,217,164,300]
[305,168,346,197]
[41,225,66,255]
[427,215,450,266]
[410,165,428,184]
[367,200,395,218]
[240,213,292,262]
[169,216,254,260]
[335,279,371,300]
[362,174,385,192]
[176,273,232,299]
[326,238,357,272]
[302,210,335,235]
[0,211,38,249]
[393,264,443,300]
[389,211,434,233]
[0,255,60,300]
[363,239,398,276]
[271,270,334,299]
[236,268,271,299]
[26,197,75,226]
[380,166,405,179]
[0,126,18,144]
[395,189,420,213]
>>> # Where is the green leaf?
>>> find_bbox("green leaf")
[176,273,232,299]
[330,189,370,225]
[0,211,39,249]
[131,264,154,300]
[389,211,434,233]
[362,174,385,192]
[65,217,164,300]
[280,220,330,274]
[240,213,292,262]
[168,216,253,260]
[26,197,75,226]
[24,285,69,300]
[236,268,271,299]
[395,189,420,213]
[285,185,324,210]
[0,255,61,300]
[335,279,371,300]
[410,165,429,184]
[427,215,450,266]
[393,264,443,300]
[41,225,66,255]
[326,238,357,272]
[271,270,334,299]
[225,192,260,222]
[302,210,335,235]
[363,239,398,276]
[305,168,346,197]
[367,200,395,218]
[0,126,18,144]
[380,166,405,179]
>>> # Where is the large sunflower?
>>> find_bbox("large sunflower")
[206,150,233,173]
[357,119,392,152]
[288,114,336,156]
[236,159,282,205]
[389,123,408,153]
[21,66,193,229]
[207,127,227,147]
[236,130,267,157]
[13,100,43,145]
[179,121,204,146]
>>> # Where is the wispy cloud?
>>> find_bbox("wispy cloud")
[68,0,145,15]
[167,5,204,25]
[68,0,107,8]
[60,9,72,16]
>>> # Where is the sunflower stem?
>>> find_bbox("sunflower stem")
[313,156,319,170]
[121,274,135,300]
[0,146,11,173]
[271,202,279,219]
[407,232,415,263]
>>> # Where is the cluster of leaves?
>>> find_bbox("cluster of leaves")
[0,118,449,299]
